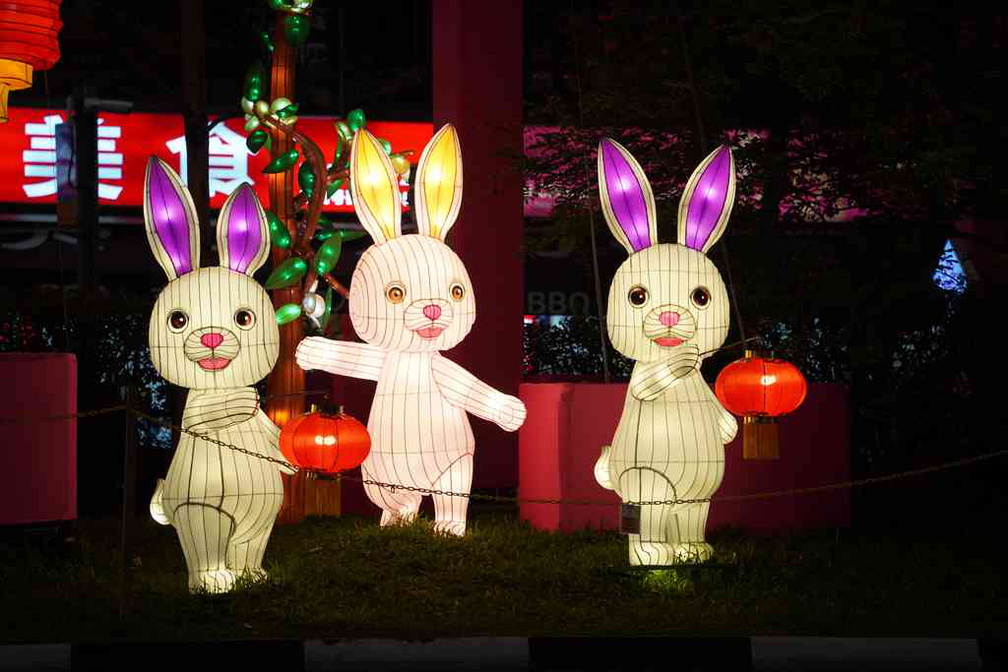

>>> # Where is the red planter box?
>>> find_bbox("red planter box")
[518,381,849,533]
[0,353,77,525]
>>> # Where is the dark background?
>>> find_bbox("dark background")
[1,1,1005,533]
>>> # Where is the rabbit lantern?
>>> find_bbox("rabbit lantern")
[144,156,295,593]
[593,139,739,566]
[295,124,527,536]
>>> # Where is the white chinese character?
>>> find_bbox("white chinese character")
[22,113,63,198]
[97,118,124,200]
[166,124,253,197]
[21,113,123,201]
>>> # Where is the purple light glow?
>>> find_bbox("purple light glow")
[683,146,731,252]
[225,185,262,273]
[601,140,651,252]
[147,158,193,276]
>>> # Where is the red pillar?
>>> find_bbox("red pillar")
[433,0,524,489]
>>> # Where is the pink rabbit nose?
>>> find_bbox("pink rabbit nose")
[659,311,681,327]
[201,332,224,349]
[423,304,442,321]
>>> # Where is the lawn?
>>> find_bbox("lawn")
[1,505,1005,643]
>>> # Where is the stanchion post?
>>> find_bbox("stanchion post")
[118,383,138,623]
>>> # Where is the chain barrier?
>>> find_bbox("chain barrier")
[5,402,1008,508]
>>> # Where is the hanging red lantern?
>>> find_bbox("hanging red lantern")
[0,1,63,123]
[715,350,807,459]
[279,403,371,474]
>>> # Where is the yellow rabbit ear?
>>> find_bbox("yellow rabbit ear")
[350,129,402,244]
[415,123,463,241]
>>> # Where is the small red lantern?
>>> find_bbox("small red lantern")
[0,1,63,122]
[279,403,371,475]
[715,350,807,459]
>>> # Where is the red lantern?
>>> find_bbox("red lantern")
[715,350,807,459]
[279,403,371,475]
[0,1,63,122]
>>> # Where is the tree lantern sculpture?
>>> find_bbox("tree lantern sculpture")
[0,0,62,122]
[715,350,807,459]
[279,403,371,475]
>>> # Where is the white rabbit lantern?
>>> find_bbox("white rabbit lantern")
[144,156,296,593]
[593,139,740,566]
[295,124,527,536]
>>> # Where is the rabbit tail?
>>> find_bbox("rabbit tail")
[594,445,614,491]
[150,478,171,525]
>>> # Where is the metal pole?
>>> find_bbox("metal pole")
[118,384,137,623]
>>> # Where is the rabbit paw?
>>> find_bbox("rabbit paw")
[668,343,701,378]
[594,445,614,490]
[491,393,527,432]
[294,336,328,372]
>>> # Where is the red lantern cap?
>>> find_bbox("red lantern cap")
[715,351,807,418]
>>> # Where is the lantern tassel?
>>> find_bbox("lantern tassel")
[742,416,780,460]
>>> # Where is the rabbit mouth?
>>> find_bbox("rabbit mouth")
[197,356,232,371]
[414,326,444,339]
[653,337,685,347]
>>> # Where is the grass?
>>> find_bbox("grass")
[1,505,1005,643]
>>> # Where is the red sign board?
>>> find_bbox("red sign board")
[0,107,433,214]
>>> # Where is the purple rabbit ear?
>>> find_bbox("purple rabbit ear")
[597,138,657,255]
[144,156,200,280]
[677,145,736,254]
[216,183,270,275]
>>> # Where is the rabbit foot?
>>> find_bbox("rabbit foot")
[629,541,713,566]
[189,569,237,594]
[433,520,466,536]
[380,508,418,527]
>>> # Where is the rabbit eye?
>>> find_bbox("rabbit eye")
[691,286,711,308]
[450,283,465,301]
[234,309,256,329]
[167,310,188,332]
[386,283,406,304]
[627,285,648,307]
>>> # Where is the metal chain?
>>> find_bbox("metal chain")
[0,404,127,426]
[6,402,1008,508]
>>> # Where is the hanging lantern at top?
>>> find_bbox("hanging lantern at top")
[0,0,62,123]
[279,403,371,475]
[715,350,807,459]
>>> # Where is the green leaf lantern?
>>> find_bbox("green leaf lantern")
[275,303,302,326]
[377,137,392,155]
[246,129,269,154]
[338,229,367,242]
[326,177,345,198]
[260,30,274,54]
[265,257,308,289]
[284,14,310,46]
[263,148,299,174]
[313,237,342,275]
[298,162,316,196]
[266,210,291,249]
[244,62,266,102]
[347,108,366,132]
[276,102,299,120]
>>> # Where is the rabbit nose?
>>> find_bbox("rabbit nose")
[201,332,224,349]
[423,304,442,321]
[659,311,681,327]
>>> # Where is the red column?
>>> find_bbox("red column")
[433,0,524,488]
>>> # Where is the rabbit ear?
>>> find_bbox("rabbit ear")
[350,128,402,244]
[597,138,658,255]
[144,156,200,279]
[677,145,735,254]
[415,123,463,241]
[216,183,270,275]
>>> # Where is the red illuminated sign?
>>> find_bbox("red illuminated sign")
[0,107,433,215]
